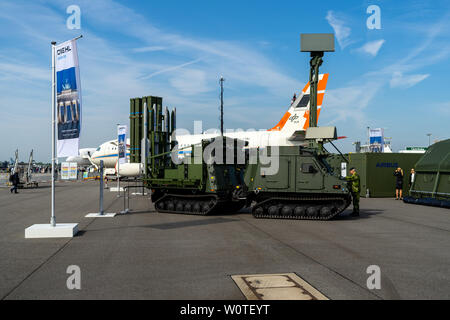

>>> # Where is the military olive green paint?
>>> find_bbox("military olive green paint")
[411,139,450,201]
[344,153,423,198]
[129,98,135,163]
[245,146,348,195]
[129,96,163,165]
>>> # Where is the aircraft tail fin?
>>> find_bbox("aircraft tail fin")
[268,73,329,132]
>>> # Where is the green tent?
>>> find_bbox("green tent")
[404,139,450,208]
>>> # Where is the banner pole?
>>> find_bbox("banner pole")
[117,124,120,197]
[24,38,80,238]
[51,41,56,227]
[99,160,104,215]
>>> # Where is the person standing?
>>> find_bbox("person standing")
[291,93,296,105]
[409,168,415,188]
[345,167,360,216]
[394,167,404,200]
[9,169,20,194]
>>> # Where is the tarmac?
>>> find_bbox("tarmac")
[0,173,54,185]
[0,180,449,300]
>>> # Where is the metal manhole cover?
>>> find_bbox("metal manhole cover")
[231,273,328,300]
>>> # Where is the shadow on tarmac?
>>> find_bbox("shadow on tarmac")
[334,208,385,221]
[144,217,239,230]
[77,217,239,234]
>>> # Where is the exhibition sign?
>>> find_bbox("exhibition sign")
[55,39,82,157]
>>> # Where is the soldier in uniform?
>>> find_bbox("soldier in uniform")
[345,167,360,216]
[9,168,20,194]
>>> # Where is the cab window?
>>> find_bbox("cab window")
[302,163,317,173]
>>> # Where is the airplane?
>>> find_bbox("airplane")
[89,139,143,177]
[90,140,130,168]
[65,148,97,167]
[175,74,329,154]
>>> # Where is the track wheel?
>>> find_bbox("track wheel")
[167,201,175,211]
[319,206,332,218]
[268,205,280,216]
[176,202,184,212]
[294,206,306,217]
[193,202,201,213]
[281,205,293,216]
[184,202,192,212]
[156,201,165,210]
[306,206,318,217]
[201,202,210,213]
[254,206,264,216]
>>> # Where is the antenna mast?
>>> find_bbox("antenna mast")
[220,76,225,136]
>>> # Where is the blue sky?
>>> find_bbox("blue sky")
[0,0,449,161]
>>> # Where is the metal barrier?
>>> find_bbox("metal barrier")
[121,183,148,214]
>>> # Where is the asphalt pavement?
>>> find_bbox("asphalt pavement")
[0,180,448,299]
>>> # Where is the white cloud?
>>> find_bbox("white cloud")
[141,59,202,80]
[325,11,352,49]
[169,69,209,95]
[357,39,385,57]
[0,61,48,82]
[132,46,167,53]
[75,0,301,95]
[322,81,383,125]
[389,72,429,88]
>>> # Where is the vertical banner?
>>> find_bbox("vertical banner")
[118,125,127,165]
[369,128,384,152]
[56,39,82,157]
[69,162,78,179]
[61,162,70,180]
[61,162,77,180]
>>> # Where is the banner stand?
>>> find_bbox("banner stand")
[110,124,127,193]
[86,160,116,218]
[25,38,82,239]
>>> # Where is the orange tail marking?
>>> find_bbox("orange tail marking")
[302,74,328,130]
[302,110,310,130]
[302,82,310,93]
[317,73,329,91]
[268,111,291,131]
[317,92,325,106]
[302,73,328,94]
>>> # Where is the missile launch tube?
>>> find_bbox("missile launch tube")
[142,102,148,176]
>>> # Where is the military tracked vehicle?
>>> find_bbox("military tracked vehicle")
[129,96,247,216]
[128,96,351,220]
[150,137,248,216]
[240,128,351,220]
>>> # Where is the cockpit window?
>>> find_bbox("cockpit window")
[96,147,100,151]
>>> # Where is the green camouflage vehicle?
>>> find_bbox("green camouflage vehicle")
[239,128,351,220]
[128,96,351,220]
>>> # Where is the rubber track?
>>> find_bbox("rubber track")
[252,194,351,220]
[154,193,230,216]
